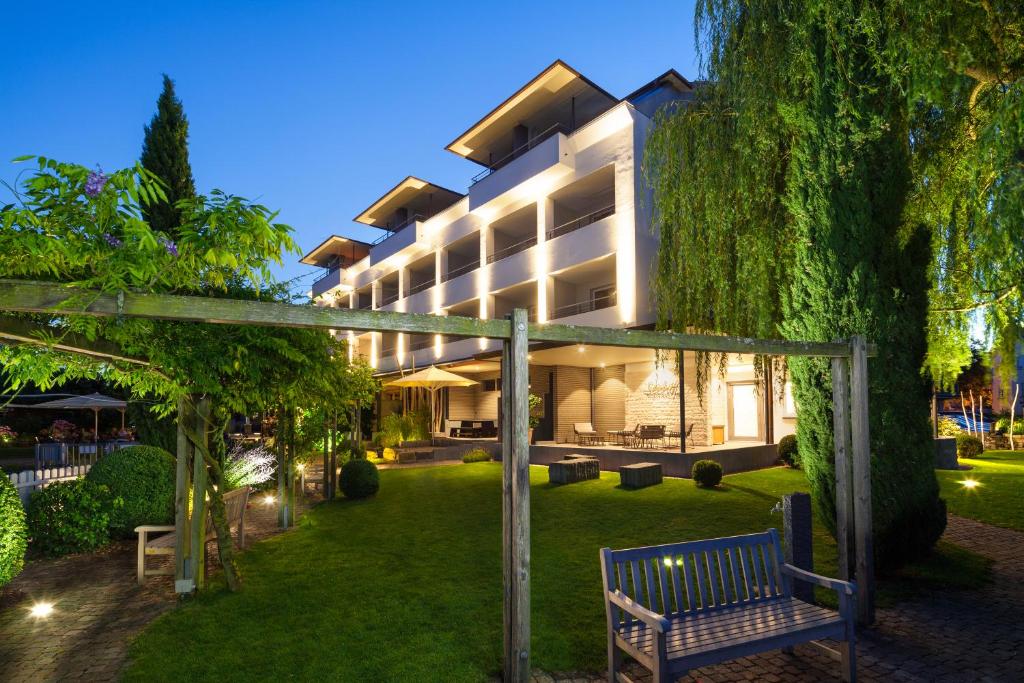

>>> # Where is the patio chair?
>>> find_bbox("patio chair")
[635,424,665,449]
[574,422,601,446]
[684,422,695,446]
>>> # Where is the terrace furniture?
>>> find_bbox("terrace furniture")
[447,420,497,438]
[135,486,250,585]
[635,424,666,449]
[600,529,856,683]
[619,462,662,488]
[549,455,600,484]
[574,422,602,446]
[607,424,636,446]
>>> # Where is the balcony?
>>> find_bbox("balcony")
[442,259,480,283]
[468,130,573,211]
[369,219,419,264]
[552,291,616,319]
[547,204,614,241]
[486,234,537,265]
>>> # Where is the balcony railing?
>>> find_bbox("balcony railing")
[407,278,435,296]
[380,291,399,306]
[551,292,617,319]
[408,336,434,351]
[470,123,570,185]
[486,234,537,264]
[442,260,480,282]
[370,213,425,246]
[357,300,372,310]
[547,204,615,241]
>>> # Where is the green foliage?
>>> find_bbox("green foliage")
[937,417,963,436]
[462,448,491,463]
[528,393,543,428]
[27,479,115,556]
[127,402,177,453]
[86,445,175,537]
[645,0,954,569]
[777,434,799,468]
[378,410,429,447]
[956,434,985,459]
[691,460,723,488]
[993,416,1024,436]
[140,74,196,238]
[338,458,379,499]
[0,475,27,587]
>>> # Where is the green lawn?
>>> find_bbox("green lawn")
[125,463,987,682]
[937,449,1024,531]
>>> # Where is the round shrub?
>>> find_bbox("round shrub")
[692,459,723,488]
[339,458,380,499]
[86,445,175,537]
[462,448,491,463]
[777,434,799,467]
[28,479,115,556]
[0,475,27,587]
[955,434,984,459]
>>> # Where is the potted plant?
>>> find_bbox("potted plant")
[528,394,543,444]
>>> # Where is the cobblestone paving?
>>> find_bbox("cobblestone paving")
[534,515,1024,683]
[0,492,313,683]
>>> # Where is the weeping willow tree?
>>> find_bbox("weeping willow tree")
[645,0,1024,569]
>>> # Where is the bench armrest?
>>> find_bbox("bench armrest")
[781,564,855,595]
[607,590,671,633]
[135,525,175,533]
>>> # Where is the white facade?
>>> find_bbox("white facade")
[308,63,690,376]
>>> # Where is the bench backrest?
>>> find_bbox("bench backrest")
[638,424,665,438]
[574,422,596,434]
[204,486,250,538]
[600,529,789,627]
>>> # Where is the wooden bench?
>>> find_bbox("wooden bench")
[135,486,250,585]
[620,462,662,488]
[600,529,856,682]
[549,455,600,484]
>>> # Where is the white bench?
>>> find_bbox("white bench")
[135,486,250,585]
[600,529,856,682]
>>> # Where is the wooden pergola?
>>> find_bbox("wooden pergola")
[0,279,876,682]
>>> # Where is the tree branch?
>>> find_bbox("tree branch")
[0,316,152,367]
[932,285,1018,313]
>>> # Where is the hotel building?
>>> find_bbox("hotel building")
[302,61,794,460]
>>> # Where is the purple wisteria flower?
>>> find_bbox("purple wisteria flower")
[159,236,178,257]
[84,167,108,197]
[103,233,122,248]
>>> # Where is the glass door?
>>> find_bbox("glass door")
[728,381,764,441]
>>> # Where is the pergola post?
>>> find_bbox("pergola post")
[174,396,193,593]
[849,334,875,625]
[189,396,211,590]
[678,352,686,454]
[830,354,854,581]
[501,308,531,682]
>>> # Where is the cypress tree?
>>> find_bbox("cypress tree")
[140,74,195,236]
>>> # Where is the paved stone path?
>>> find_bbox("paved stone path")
[0,492,312,683]
[535,515,1024,683]
[1,510,1020,682]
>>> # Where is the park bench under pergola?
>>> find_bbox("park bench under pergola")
[0,279,876,682]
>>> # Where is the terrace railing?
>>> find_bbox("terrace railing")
[442,260,480,282]
[546,204,615,241]
[551,292,616,320]
[470,123,571,185]
[487,234,538,264]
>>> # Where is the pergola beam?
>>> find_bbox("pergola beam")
[0,279,872,358]
[0,315,151,366]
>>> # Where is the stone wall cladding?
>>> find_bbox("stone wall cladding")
[624,358,710,446]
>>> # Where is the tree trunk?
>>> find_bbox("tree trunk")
[1011,384,1019,452]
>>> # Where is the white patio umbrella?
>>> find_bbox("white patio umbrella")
[28,392,127,442]
[385,366,477,434]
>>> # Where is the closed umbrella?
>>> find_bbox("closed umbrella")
[385,366,477,435]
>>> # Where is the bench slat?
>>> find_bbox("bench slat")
[668,557,684,615]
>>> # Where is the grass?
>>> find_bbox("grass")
[937,449,1024,532]
[125,463,989,682]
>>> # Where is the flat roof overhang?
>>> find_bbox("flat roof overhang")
[354,176,464,229]
[300,235,372,267]
[445,60,618,167]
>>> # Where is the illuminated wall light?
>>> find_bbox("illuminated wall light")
[347,331,355,363]
[370,332,379,369]
[263,494,275,506]
[397,333,406,367]
[434,333,443,359]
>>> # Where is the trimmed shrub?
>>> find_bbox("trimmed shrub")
[692,459,723,488]
[0,475,27,587]
[339,458,380,499]
[86,445,175,537]
[955,434,984,459]
[777,434,799,467]
[27,479,115,556]
[462,448,491,463]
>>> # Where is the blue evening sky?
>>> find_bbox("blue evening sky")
[0,0,699,292]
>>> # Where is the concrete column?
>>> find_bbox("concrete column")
[536,198,553,322]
